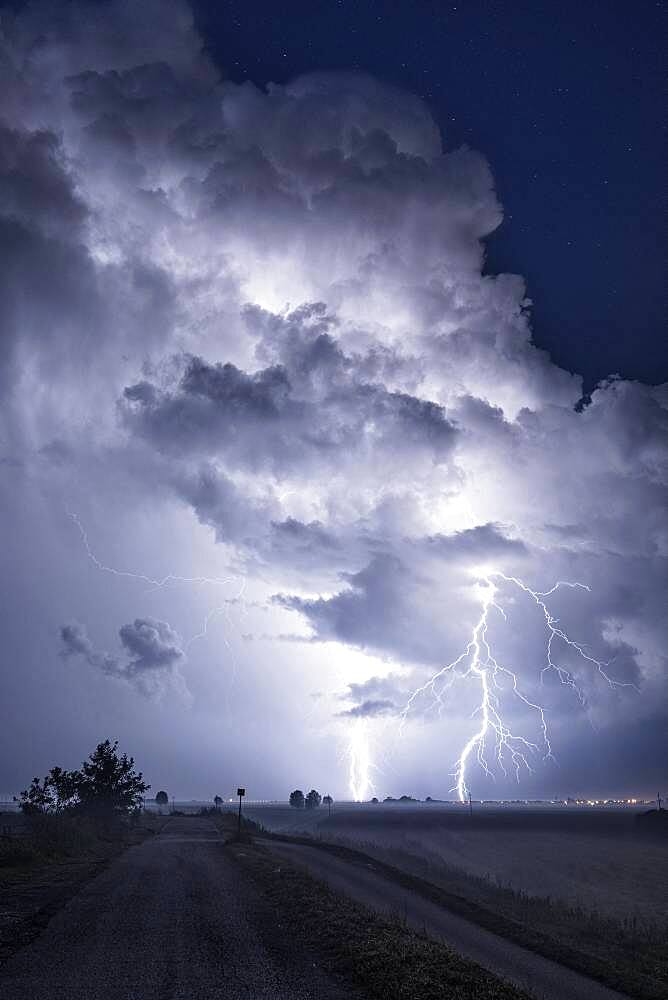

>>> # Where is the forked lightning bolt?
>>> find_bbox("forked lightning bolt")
[401,571,637,803]
[67,511,245,646]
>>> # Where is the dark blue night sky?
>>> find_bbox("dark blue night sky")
[192,0,665,391]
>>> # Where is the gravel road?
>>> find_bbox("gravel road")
[266,840,630,1000]
[0,818,355,1000]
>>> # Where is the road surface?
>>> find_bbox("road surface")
[265,840,629,1000]
[0,817,355,1000]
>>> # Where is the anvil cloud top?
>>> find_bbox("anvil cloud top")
[0,0,665,800]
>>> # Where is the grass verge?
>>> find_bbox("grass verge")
[0,812,163,966]
[258,831,663,1000]
[231,840,530,1000]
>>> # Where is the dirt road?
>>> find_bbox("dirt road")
[265,840,630,1000]
[0,817,354,1000]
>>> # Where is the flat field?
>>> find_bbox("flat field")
[245,802,667,923]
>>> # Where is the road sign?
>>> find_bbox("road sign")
[236,787,245,836]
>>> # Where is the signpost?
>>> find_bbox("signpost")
[237,787,245,836]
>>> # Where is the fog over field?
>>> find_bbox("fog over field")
[246,802,668,922]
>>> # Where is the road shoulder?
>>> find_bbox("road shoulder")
[0,820,160,967]
[231,839,530,1000]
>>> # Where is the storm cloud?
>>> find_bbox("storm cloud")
[60,618,186,698]
[0,0,665,800]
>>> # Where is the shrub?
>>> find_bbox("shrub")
[17,740,149,821]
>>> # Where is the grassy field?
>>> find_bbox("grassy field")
[229,838,530,1000]
[245,803,666,915]
[244,802,667,999]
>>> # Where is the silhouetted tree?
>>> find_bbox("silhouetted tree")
[18,741,148,820]
[214,795,223,809]
[155,790,169,811]
[322,794,333,806]
[17,767,80,815]
[305,789,322,809]
[17,777,51,815]
[76,740,149,818]
[289,789,305,808]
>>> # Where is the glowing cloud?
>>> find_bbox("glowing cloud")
[0,0,665,798]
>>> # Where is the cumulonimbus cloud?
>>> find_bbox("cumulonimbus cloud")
[1,0,665,791]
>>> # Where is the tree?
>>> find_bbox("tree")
[155,790,169,811]
[76,740,149,819]
[322,794,333,806]
[17,774,58,815]
[19,766,90,815]
[305,789,322,809]
[289,789,305,809]
[17,740,148,820]
[48,767,81,810]
[213,795,223,809]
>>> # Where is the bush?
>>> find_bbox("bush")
[0,813,101,868]
[17,740,149,822]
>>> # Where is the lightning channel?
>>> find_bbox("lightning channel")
[401,571,637,803]
[67,510,245,648]
[346,718,375,802]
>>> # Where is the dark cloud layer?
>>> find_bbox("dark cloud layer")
[0,0,665,799]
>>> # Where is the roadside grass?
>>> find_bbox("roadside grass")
[262,831,665,1000]
[0,811,163,876]
[202,806,262,842]
[330,835,667,1000]
[231,841,530,1000]
[0,811,165,967]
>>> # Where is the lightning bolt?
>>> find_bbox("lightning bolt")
[401,571,637,803]
[67,510,246,648]
[346,718,375,801]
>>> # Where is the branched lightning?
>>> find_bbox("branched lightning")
[401,571,637,803]
[67,511,246,647]
[70,509,634,802]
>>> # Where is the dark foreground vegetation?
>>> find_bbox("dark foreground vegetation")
[1,739,151,872]
[230,838,529,1000]
[265,830,665,1000]
[0,740,163,966]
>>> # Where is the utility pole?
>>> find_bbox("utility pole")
[237,787,245,836]
[658,791,662,811]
